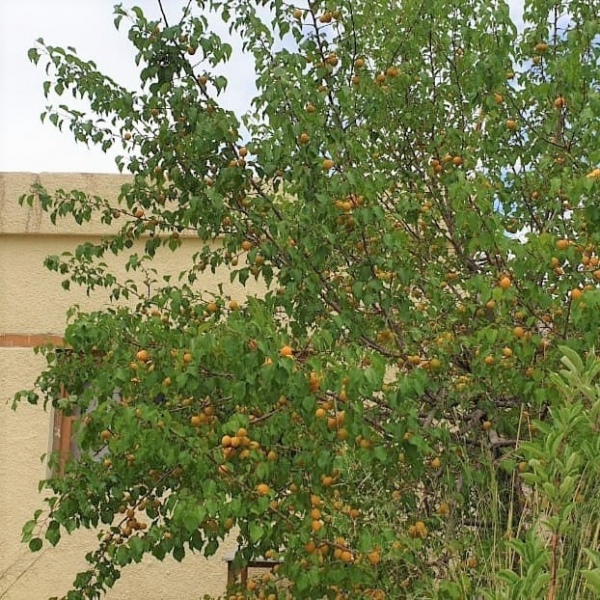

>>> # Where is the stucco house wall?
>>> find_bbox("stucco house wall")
[0,172,254,600]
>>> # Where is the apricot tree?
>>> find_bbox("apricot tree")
[17,0,600,598]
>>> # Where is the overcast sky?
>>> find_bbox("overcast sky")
[0,1,525,174]
[0,0,258,174]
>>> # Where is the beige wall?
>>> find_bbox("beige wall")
[0,173,257,600]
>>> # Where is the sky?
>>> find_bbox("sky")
[0,1,525,174]
[0,0,257,174]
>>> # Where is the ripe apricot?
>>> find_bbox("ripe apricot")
[499,276,511,290]
[506,119,517,130]
[256,483,270,496]
[553,96,566,108]
[136,349,149,362]
[280,345,294,357]
[340,550,354,563]
[322,158,334,170]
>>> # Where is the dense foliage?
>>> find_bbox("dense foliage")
[16,0,600,598]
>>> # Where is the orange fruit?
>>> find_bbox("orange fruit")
[322,158,334,170]
[553,96,566,108]
[280,345,294,357]
[256,483,270,496]
[571,288,583,300]
[499,276,511,289]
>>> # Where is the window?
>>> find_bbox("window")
[50,383,115,474]
[50,383,78,475]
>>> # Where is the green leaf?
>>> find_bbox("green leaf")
[45,520,61,546]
